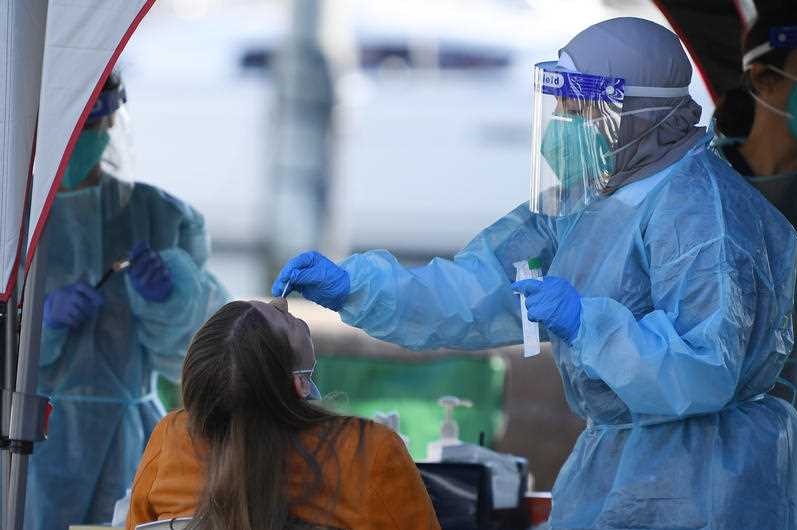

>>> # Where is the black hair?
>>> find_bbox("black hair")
[102,70,123,94]
[714,8,797,138]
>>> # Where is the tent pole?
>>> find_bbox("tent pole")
[1,292,19,529]
[7,250,48,530]
[5,454,26,530]
[267,0,335,281]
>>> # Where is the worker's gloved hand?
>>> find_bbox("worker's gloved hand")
[128,241,173,303]
[43,281,105,330]
[511,276,582,343]
[271,251,350,311]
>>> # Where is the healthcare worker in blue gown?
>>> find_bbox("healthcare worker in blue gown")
[273,18,797,530]
[25,72,228,530]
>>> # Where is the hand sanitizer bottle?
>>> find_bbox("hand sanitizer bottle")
[425,396,473,462]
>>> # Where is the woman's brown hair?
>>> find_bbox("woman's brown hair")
[181,301,354,530]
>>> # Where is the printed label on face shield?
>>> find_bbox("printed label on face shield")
[540,69,625,104]
[542,71,565,90]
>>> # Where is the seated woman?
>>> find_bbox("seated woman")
[125,299,440,530]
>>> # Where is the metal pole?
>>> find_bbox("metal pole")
[6,455,26,530]
[1,292,18,529]
[268,0,335,279]
[7,250,49,530]
[2,0,49,524]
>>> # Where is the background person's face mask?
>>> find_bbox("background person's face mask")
[61,129,110,190]
[787,85,797,139]
[750,66,797,140]
[541,114,614,188]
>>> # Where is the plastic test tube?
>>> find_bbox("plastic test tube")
[514,258,542,358]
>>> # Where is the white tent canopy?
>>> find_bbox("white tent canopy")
[0,1,46,302]
[1,0,153,301]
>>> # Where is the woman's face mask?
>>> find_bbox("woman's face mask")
[61,129,110,190]
[540,114,614,188]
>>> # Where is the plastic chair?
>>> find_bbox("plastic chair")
[136,518,192,529]
[136,517,342,530]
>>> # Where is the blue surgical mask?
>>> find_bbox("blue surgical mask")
[61,129,110,190]
[787,83,797,140]
[540,115,614,189]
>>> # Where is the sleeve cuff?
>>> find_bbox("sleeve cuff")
[339,253,377,324]
[39,326,70,367]
[569,297,608,380]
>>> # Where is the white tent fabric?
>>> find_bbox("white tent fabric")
[25,0,152,268]
[0,1,47,301]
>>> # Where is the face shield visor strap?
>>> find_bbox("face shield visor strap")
[558,50,692,99]
[742,26,797,70]
[744,65,797,129]
[601,97,690,163]
[750,91,795,120]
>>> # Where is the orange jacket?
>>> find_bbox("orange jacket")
[126,411,440,530]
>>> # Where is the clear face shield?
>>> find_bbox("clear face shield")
[530,61,625,217]
[61,84,135,192]
[100,104,135,184]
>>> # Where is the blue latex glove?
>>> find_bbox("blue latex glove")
[128,241,174,303]
[43,281,105,330]
[271,251,350,311]
[511,276,582,343]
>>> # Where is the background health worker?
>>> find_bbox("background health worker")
[27,72,228,530]
[272,18,797,529]
[714,14,797,199]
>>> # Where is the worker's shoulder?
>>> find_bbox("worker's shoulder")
[130,182,201,219]
[652,146,758,211]
[662,145,728,190]
[653,147,796,246]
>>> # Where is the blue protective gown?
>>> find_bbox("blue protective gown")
[25,174,227,530]
[713,134,797,404]
[339,135,797,529]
